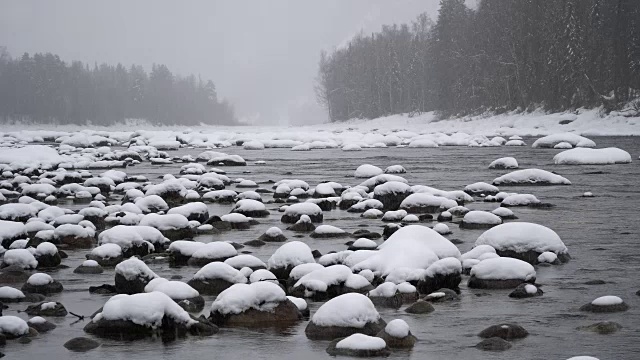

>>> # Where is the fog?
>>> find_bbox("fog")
[0,0,439,125]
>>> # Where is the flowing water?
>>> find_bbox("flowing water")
[3,136,640,360]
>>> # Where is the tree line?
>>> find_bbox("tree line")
[0,48,236,125]
[316,0,640,122]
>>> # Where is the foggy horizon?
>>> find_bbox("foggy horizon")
[0,0,440,125]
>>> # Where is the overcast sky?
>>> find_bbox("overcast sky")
[0,0,440,125]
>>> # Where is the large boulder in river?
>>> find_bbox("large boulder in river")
[373,181,412,210]
[305,293,386,340]
[257,227,287,243]
[25,301,68,317]
[21,273,64,295]
[144,278,205,313]
[114,257,158,294]
[208,282,301,327]
[474,222,570,264]
[281,203,323,224]
[468,258,536,289]
[266,241,316,280]
[376,319,417,348]
[187,262,247,295]
[84,292,218,341]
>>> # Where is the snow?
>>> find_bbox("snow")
[82,259,100,267]
[243,140,265,150]
[0,203,38,220]
[524,284,538,294]
[139,213,190,230]
[400,193,457,212]
[465,182,499,195]
[249,269,278,283]
[342,143,362,151]
[462,211,502,225]
[425,257,462,277]
[313,224,346,235]
[554,141,573,149]
[368,282,399,297]
[0,315,30,336]
[220,213,250,223]
[91,243,123,258]
[462,245,497,260]
[352,225,460,276]
[265,227,283,237]
[501,194,540,206]
[382,210,407,221]
[352,238,378,249]
[3,249,38,269]
[373,181,412,196]
[0,286,25,299]
[470,257,535,281]
[491,207,514,217]
[475,222,568,255]
[190,242,239,260]
[135,195,169,213]
[35,242,58,256]
[362,209,383,218]
[210,282,287,315]
[167,202,209,218]
[311,293,380,328]
[98,225,166,250]
[345,274,371,289]
[28,316,47,324]
[283,203,322,217]
[192,262,247,283]
[95,292,195,327]
[537,251,558,264]
[591,295,623,306]
[385,165,406,174]
[294,265,353,290]
[489,157,519,169]
[385,319,410,338]
[336,333,387,350]
[27,273,54,286]
[232,199,267,212]
[0,145,66,169]
[0,220,27,243]
[144,278,199,299]
[286,296,308,311]
[224,254,267,269]
[354,164,383,178]
[8,239,28,249]
[115,257,158,281]
[553,147,632,165]
[289,263,325,280]
[493,169,571,185]
[532,133,596,148]
[433,223,450,235]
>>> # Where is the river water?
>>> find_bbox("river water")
[3,136,639,360]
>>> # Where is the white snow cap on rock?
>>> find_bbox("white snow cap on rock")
[192,262,247,283]
[553,147,632,165]
[354,164,383,178]
[210,281,287,315]
[0,315,30,336]
[489,157,519,169]
[115,257,157,281]
[144,278,199,299]
[470,257,535,281]
[311,293,380,328]
[475,222,568,255]
[27,273,54,286]
[385,319,410,338]
[94,292,195,327]
[267,241,315,269]
[336,333,387,350]
[591,295,623,306]
[493,169,571,185]
[532,133,596,148]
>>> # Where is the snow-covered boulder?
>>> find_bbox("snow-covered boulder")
[489,157,518,169]
[139,213,194,241]
[0,315,30,339]
[224,254,266,270]
[367,282,418,307]
[509,283,543,298]
[267,241,315,280]
[54,223,96,248]
[491,207,517,219]
[290,265,372,300]
[384,165,406,174]
[500,193,541,207]
[257,227,287,243]
[310,225,348,239]
[348,238,378,251]
[86,243,124,267]
[468,257,536,289]
[464,182,500,196]
[187,262,247,295]
[355,164,383,178]
[553,147,632,165]
[459,211,503,229]
[97,225,162,258]
[399,193,457,213]
[532,133,596,148]
[0,220,27,248]
[27,316,56,333]
[144,278,204,313]
[478,323,529,340]
[34,241,61,268]
[231,199,269,217]
[0,286,26,303]
[74,260,104,274]
[373,181,412,210]
[209,282,301,327]
[305,293,386,340]
[167,202,209,223]
[185,241,239,267]
[84,292,217,340]
[114,257,158,294]
[25,301,68,317]
[326,333,390,357]
[416,257,463,295]
[375,319,417,349]
[474,222,570,264]
[281,203,323,223]
[2,248,38,270]
[579,295,628,313]
[493,169,571,186]
[22,273,64,294]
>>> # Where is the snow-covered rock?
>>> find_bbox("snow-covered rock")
[468,257,536,289]
[187,262,247,295]
[493,169,571,186]
[460,211,502,229]
[553,147,632,165]
[489,157,519,169]
[532,133,596,148]
[354,164,383,178]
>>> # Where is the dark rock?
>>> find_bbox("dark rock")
[74,263,104,274]
[459,220,500,230]
[281,213,323,224]
[305,318,386,340]
[475,337,512,351]
[209,299,301,327]
[84,314,218,341]
[382,224,401,238]
[57,234,95,249]
[25,302,68,316]
[244,239,266,247]
[580,299,629,313]
[369,294,404,309]
[310,230,349,239]
[18,336,31,344]
[89,284,117,295]
[584,280,606,285]
[35,252,62,269]
[23,293,46,302]
[0,265,29,283]
[176,296,206,313]
[422,288,459,303]
[374,190,412,211]
[312,250,322,258]
[286,221,316,232]
[22,280,64,295]
[351,230,382,240]
[63,337,101,352]
[468,276,534,290]
[28,319,57,333]
[326,337,391,357]
[376,328,417,349]
[114,272,154,295]
[577,321,622,335]
[416,272,461,295]
[508,283,543,298]
[405,300,435,314]
[86,253,124,267]
[187,278,238,296]
[478,323,528,340]
[437,212,452,222]
[257,232,287,243]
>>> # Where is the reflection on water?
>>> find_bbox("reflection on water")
[3,137,639,359]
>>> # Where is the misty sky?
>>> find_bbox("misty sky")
[0,0,440,125]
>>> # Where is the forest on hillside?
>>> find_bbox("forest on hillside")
[0,48,236,125]
[316,0,640,122]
